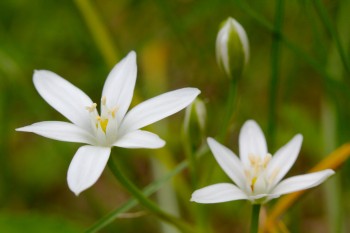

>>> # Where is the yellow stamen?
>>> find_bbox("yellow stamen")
[108,107,118,118]
[263,153,272,167]
[249,154,257,165]
[251,176,257,191]
[86,103,97,112]
[101,96,107,105]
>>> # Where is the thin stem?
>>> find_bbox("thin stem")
[182,122,212,233]
[313,0,350,75]
[268,0,284,149]
[219,79,237,142]
[250,205,261,233]
[234,0,333,82]
[107,158,196,233]
[86,140,209,232]
[73,0,119,68]
[182,112,198,188]
[86,160,188,233]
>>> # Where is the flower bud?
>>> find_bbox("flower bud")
[216,17,249,79]
[183,98,206,143]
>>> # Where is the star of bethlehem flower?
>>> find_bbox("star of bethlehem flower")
[17,51,200,195]
[191,120,334,204]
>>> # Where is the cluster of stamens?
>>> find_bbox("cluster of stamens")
[245,153,271,192]
[86,96,118,135]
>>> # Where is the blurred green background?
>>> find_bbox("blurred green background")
[1,0,350,232]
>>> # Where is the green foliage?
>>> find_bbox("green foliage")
[0,212,82,233]
[1,0,349,232]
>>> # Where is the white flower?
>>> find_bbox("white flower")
[216,17,249,79]
[17,51,200,195]
[191,120,334,204]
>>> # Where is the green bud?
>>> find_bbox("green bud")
[216,17,249,79]
[183,98,207,144]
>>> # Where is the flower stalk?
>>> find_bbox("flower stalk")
[108,157,196,233]
[250,204,261,233]
[215,17,248,141]
[219,78,237,141]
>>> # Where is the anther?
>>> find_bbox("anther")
[249,154,257,165]
[108,107,118,118]
[101,96,107,105]
[86,103,97,112]
[263,153,272,167]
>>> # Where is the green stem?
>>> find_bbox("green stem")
[182,125,211,233]
[268,0,284,149]
[107,158,196,233]
[182,113,198,189]
[73,0,119,68]
[234,0,332,82]
[250,205,261,233]
[86,160,188,233]
[219,79,237,142]
[313,0,350,75]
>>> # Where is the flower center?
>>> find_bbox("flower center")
[245,153,271,192]
[86,96,118,137]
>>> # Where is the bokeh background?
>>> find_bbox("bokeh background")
[1,0,350,232]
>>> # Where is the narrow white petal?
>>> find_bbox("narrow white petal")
[119,88,200,133]
[102,51,137,123]
[207,138,246,190]
[239,120,267,167]
[16,121,95,144]
[231,18,249,64]
[33,70,93,130]
[266,134,303,188]
[114,130,165,149]
[191,183,248,203]
[271,169,335,196]
[67,146,111,195]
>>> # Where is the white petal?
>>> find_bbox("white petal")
[67,146,111,195]
[191,183,248,203]
[271,169,335,196]
[231,18,249,64]
[207,138,247,191]
[16,121,95,144]
[114,130,165,149]
[266,134,303,188]
[239,120,267,167]
[33,70,93,130]
[119,88,200,133]
[102,51,137,123]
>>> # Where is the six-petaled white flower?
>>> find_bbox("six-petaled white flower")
[17,51,200,195]
[191,120,334,204]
